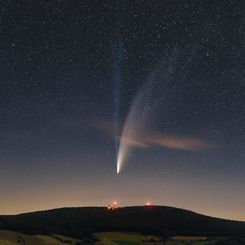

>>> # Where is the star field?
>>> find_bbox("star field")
[0,0,244,219]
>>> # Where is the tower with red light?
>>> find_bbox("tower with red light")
[145,201,152,207]
[107,201,118,210]
[113,201,118,209]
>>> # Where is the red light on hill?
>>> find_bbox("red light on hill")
[112,201,118,209]
[146,202,151,206]
[107,201,118,210]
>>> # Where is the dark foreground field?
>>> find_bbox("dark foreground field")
[1,230,245,245]
[0,206,245,244]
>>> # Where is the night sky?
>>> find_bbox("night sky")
[0,1,244,219]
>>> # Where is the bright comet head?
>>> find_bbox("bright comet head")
[116,159,120,174]
[117,148,124,174]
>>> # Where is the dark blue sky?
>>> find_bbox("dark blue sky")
[0,0,244,219]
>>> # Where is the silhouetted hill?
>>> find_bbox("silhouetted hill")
[0,206,245,238]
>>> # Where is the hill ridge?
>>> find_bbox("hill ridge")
[0,206,244,238]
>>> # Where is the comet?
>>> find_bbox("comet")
[116,69,160,174]
[116,51,182,173]
[116,50,213,174]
